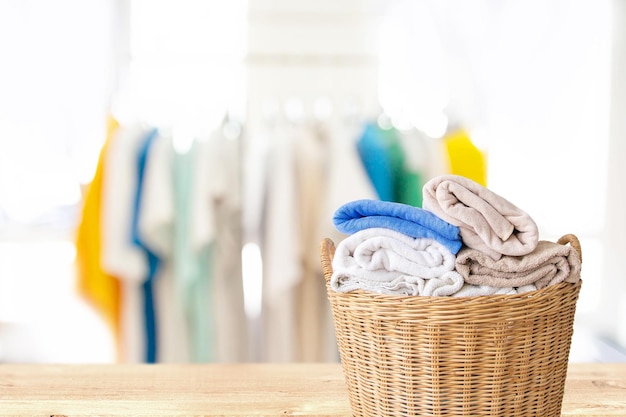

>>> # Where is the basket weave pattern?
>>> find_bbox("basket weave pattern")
[321,238,582,417]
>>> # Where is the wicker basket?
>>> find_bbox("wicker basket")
[320,236,582,417]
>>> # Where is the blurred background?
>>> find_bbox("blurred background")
[0,0,624,363]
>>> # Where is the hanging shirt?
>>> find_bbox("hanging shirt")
[356,121,428,207]
[442,128,488,186]
[131,128,160,363]
[172,138,215,362]
[396,128,451,207]
[382,127,422,208]
[207,128,248,363]
[261,124,301,363]
[75,115,122,358]
[101,124,150,284]
[138,132,190,363]
[100,123,151,363]
[293,124,328,362]
[356,122,396,201]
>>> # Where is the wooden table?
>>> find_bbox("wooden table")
[0,363,624,416]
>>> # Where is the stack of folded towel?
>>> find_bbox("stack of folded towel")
[331,174,582,297]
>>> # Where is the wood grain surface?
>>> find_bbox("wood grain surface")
[0,363,624,416]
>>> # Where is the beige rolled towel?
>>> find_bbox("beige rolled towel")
[455,236,582,289]
[422,174,539,260]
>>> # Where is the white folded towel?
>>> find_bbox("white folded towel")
[454,283,537,297]
[331,228,464,296]
[330,270,465,297]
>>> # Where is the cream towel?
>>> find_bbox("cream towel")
[331,228,464,296]
[455,238,582,289]
[422,174,539,260]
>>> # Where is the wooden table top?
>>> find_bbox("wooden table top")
[0,363,624,416]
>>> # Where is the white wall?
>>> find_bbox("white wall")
[602,0,626,347]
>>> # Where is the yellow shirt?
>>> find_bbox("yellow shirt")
[75,116,122,356]
[443,128,487,186]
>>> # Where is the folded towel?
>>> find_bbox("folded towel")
[333,199,462,254]
[454,283,537,297]
[331,228,464,296]
[422,175,539,260]
[333,270,465,296]
[455,237,582,289]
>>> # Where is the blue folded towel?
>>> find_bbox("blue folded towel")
[333,199,462,254]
